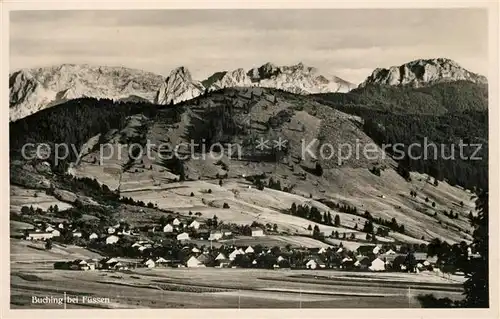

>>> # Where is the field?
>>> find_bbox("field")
[10,239,464,309]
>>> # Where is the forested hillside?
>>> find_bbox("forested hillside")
[314,81,488,114]
[313,81,488,191]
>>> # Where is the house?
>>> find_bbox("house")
[318,247,327,254]
[109,261,127,270]
[244,246,254,254]
[229,249,243,261]
[336,247,343,253]
[277,256,285,262]
[45,226,55,232]
[221,229,232,237]
[71,259,90,271]
[106,235,120,245]
[155,257,169,266]
[26,231,53,241]
[72,230,83,238]
[385,249,396,255]
[189,220,200,230]
[163,224,174,233]
[214,253,230,268]
[372,246,381,255]
[196,253,214,266]
[172,218,181,226]
[142,258,156,268]
[57,223,65,229]
[137,246,148,252]
[305,259,325,269]
[369,258,386,271]
[51,229,61,237]
[117,229,131,236]
[107,227,116,234]
[251,227,265,237]
[186,256,205,268]
[215,253,227,261]
[192,247,201,254]
[414,253,438,265]
[354,256,371,269]
[209,231,223,241]
[131,242,142,248]
[340,257,355,269]
[89,233,99,240]
[177,232,190,241]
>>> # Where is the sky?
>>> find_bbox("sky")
[10,9,489,84]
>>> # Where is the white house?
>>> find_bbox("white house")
[372,246,381,255]
[385,249,396,255]
[337,247,343,253]
[118,229,131,236]
[238,248,246,255]
[172,218,181,226]
[277,256,285,262]
[106,235,120,245]
[186,256,205,268]
[138,246,148,252]
[229,249,243,261]
[107,227,116,234]
[191,247,201,253]
[251,227,265,237]
[177,232,190,241]
[306,259,319,269]
[57,223,65,229]
[221,229,232,237]
[318,247,327,254]
[244,246,254,254]
[215,253,227,261]
[368,258,385,271]
[26,231,53,241]
[163,224,174,233]
[155,257,168,266]
[189,220,200,230]
[142,258,155,268]
[89,233,99,240]
[72,230,83,238]
[51,229,61,237]
[209,231,223,241]
[45,226,54,232]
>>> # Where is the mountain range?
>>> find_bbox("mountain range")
[11,58,486,122]
[9,56,489,249]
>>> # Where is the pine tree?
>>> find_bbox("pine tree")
[334,214,340,226]
[463,190,488,307]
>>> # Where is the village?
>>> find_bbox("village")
[21,210,468,276]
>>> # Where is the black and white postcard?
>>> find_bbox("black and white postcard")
[1,1,498,319]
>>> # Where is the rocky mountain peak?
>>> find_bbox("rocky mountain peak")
[360,58,487,88]
[155,66,204,105]
[9,64,165,121]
